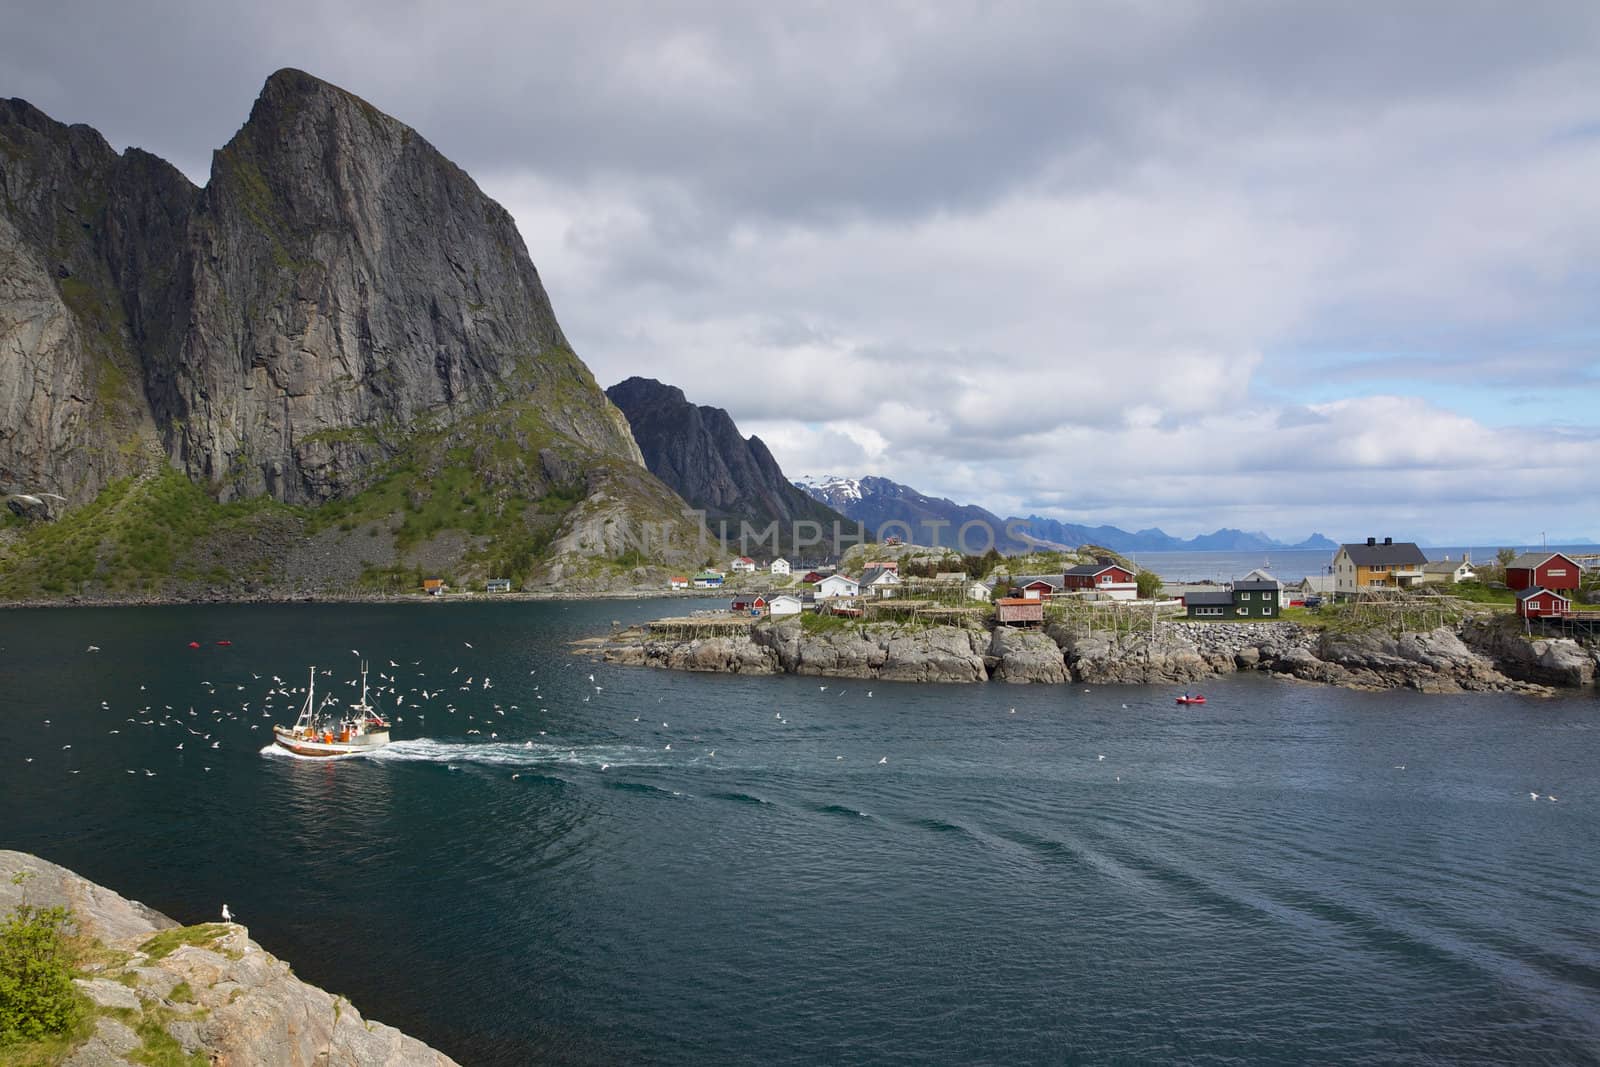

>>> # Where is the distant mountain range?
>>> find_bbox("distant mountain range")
[795,475,1338,555]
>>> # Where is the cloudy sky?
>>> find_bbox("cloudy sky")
[8,1,1600,543]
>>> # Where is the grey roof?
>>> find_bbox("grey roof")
[1296,575,1335,592]
[1186,591,1234,606]
[1016,574,1063,591]
[1241,568,1277,583]
[1506,552,1574,571]
[859,567,896,586]
[1339,541,1427,567]
[1518,586,1568,602]
[1065,562,1127,577]
[1232,579,1280,592]
[1422,559,1470,574]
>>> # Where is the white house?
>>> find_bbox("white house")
[817,574,860,598]
[730,556,757,573]
[769,594,803,616]
[859,566,901,598]
[1421,556,1476,585]
[967,580,993,602]
[770,558,791,576]
[669,576,689,590]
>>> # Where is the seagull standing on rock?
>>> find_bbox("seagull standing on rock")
[221,904,233,923]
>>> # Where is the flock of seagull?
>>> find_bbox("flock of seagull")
[23,640,913,780]
[16,643,1568,804]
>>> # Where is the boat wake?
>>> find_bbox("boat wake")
[364,737,657,772]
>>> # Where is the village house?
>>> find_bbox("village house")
[1231,577,1281,618]
[770,557,791,576]
[934,571,967,584]
[968,579,994,602]
[859,566,901,598]
[1184,590,1233,619]
[422,578,446,596]
[801,570,825,584]
[995,597,1044,626]
[1332,538,1427,597]
[769,594,803,616]
[485,578,511,594]
[692,571,725,589]
[1289,575,1335,605]
[730,596,768,614]
[730,556,757,573]
[1421,556,1476,585]
[1184,576,1281,619]
[816,573,860,599]
[669,576,689,590]
[1505,552,1580,592]
[1518,586,1572,619]
[1015,575,1063,600]
[1063,560,1136,593]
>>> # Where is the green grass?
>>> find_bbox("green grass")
[0,470,297,596]
[136,925,229,964]
[800,611,855,634]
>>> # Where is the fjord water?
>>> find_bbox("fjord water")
[3,602,1597,1065]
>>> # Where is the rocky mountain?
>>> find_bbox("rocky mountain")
[0,69,702,594]
[607,377,859,554]
[795,475,1336,555]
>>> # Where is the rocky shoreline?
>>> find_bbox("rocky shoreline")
[0,850,456,1066]
[592,615,1600,695]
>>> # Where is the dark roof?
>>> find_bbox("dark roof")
[1339,542,1427,566]
[1186,591,1234,606]
[1232,579,1280,592]
[1017,574,1063,590]
[1064,562,1127,577]
[1518,586,1569,602]
[859,567,897,586]
[1507,552,1576,571]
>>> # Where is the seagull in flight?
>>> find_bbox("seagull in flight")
[877,756,888,765]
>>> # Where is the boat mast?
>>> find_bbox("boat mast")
[294,665,317,732]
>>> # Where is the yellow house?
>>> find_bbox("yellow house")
[1332,538,1428,597]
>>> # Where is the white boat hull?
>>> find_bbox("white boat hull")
[272,727,391,758]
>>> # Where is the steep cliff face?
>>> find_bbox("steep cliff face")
[169,68,643,503]
[0,70,646,507]
[607,376,854,551]
[0,70,696,590]
[0,99,174,504]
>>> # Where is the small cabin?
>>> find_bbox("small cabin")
[769,594,803,616]
[485,578,512,594]
[995,597,1044,626]
[422,578,446,596]
[669,576,689,590]
[1518,587,1571,619]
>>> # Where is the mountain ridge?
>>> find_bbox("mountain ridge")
[606,377,859,555]
[795,475,1338,554]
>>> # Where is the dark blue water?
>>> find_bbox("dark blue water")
[3,602,1598,1064]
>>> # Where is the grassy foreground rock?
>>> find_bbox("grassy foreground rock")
[0,851,456,1066]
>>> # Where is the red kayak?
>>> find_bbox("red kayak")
[1175,695,1206,705]
[187,641,201,649]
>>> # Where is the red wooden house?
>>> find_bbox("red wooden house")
[1062,561,1135,591]
[1505,552,1581,592]
[1517,587,1571,619]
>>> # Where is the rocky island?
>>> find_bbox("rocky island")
[0,850,455,1066]
[589,611,1600,694]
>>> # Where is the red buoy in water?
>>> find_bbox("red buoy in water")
[188,641,201,649]
[216,640,232,646]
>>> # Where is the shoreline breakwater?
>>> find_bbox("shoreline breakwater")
[590,615,1600,695]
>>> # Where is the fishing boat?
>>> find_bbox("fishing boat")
[271,663,391,758]
[1175,694,1207,705]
